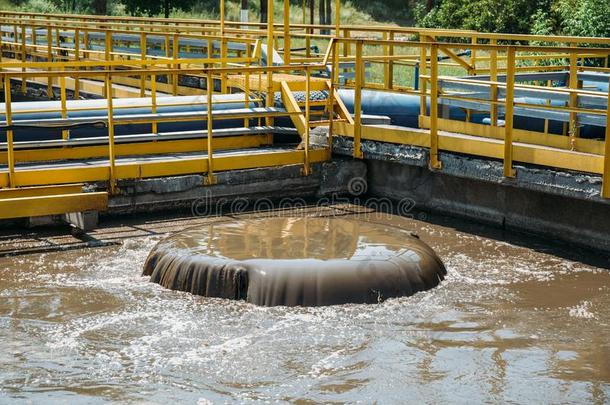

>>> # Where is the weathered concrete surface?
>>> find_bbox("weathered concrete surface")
[334,136,608,204]
[364,154,610,254]
[101,160,366,214]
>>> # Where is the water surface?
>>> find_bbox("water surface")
[1,212,609,403]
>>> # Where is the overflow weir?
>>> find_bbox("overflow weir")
[0,9,609,254]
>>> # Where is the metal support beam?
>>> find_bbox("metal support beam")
[283,0,291,65]
[3,75,15,188]
[266,0,274,126]
[0,192,108,220]
[503,46,516,178]
[353,40,363,159]
[602,81,610,199]
[429,44,441,170]
[206,71,217,185]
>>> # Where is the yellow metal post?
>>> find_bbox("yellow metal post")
[206,71,217,185]
[104,31,112,98]
[83,30,89,60]
[490,38,498,126]
[602,82,610,198]
[105,75,117,194]
[220,0,227,91]
[3,75,15,188]
[503,46,516,178]
[47,26,53,99]
[140,32,146,97]
[74,28,80,99]
[328,38,339,152]
[266,0,274,126]
[471,36,477,74]
[60,76,68,140]
[303,67,311,175]
[429,43,441,170]
[382,32,395,90]
[353,40,363,159]
[151,74,158,134]
[568,51,579,149]
[20,25,26,95]
[220,0,225,36]
[244,69,250,128]
[172,33,179,96]
[335,0,340,36]
[419,37,428,118]
[283,0,291,65]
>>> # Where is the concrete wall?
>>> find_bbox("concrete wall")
[366,157,610,254]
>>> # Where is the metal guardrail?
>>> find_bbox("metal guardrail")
[0,8,608,222]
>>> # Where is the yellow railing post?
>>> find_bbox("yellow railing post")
[353,40,363,159]
[60,76,68,140]
[206,71,217,185]
[490,38,498,126]
[471,36,477,74]
[602,82,610,198]
[328,38,339,152]
[46,26,53,99]
[244,68,250,128]
[419,36,428,119]
[429,43,441,170]
[283,0,291,65]
[503,46,516,178]
[266,0,274,127]
[105,74,117,194]
[568,51,579,149]
[3,75,15,188]
[383,31,394,90]
[151,74,157,134]
[83,30,89,60]
[20,24,26,95]
[139,32,146,97]
[303,67,311,175]
[104,31,112,98]
[74,28,80,99]
[335,0,341,37]
[172,33,179,96]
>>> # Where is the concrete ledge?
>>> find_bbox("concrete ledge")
[333,136,608,204]
[367,159,610,254]
[95,160,367,215]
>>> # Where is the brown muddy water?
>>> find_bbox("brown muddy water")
[0,210,609,403]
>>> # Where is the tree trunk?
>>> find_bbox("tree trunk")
[319,0,325,31]
[241,0,249,23]
[426,0,435,11]
[92,0,107,15]
[260,0,267,23]
[164,0,170,18]
[309,0,315,26]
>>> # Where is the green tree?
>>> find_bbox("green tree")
[122,0,196,18]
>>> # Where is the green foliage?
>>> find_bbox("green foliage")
[417,0,551,33]
[417,0,610,37]
[557,0,610,38]
[122,0,196,18]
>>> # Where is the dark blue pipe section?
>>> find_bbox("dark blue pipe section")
[1,84,607,143]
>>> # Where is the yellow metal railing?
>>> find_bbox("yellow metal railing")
[328,37,610,196]
[0,60,331,193]
[0,9,608,202]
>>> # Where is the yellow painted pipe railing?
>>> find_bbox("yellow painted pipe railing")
[0,11,609,199]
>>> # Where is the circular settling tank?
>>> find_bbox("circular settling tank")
[143,217,446,306]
